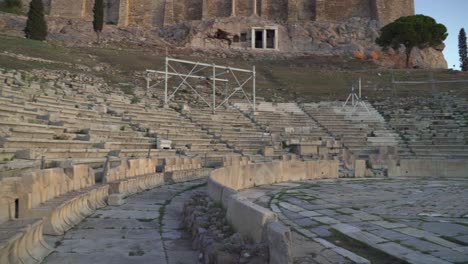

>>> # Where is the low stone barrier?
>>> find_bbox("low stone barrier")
[162,157,210,183]
[1,156,213,262]
[208,159,339,264]
[104,158,164,205]
[16,165,108,235]
[388,159,468,177]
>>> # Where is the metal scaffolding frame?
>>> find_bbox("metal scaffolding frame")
[146,57,256,113]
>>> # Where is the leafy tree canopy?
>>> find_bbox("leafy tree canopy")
[376,15,448,67]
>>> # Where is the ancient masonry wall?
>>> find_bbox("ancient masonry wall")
[205,0,231,19]
[372,0,415,25]
[173,0,203,23]
[286,0,316,22]
[42,0,415,27]
[49,0,84,18]
[315,0,372,21]
[261,0,289,22]
[105,0,120,24]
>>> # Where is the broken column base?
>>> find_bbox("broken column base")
[108,194,125,206]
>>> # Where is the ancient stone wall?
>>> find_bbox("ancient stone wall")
[236,0,254,17]
[371,0,414,24]
[49,0,84,18]
[104,0,120,24]
[119,0,165,27]
[173,0,203,23]
[287,0,316,22]
[261,0,288,21]
[28,0,415,27]
[315,0,372,21]
[205,0,232,19]
[82,0,94,21]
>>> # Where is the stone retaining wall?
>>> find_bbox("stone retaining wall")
[388,159,468,177]
[208,159,339,263]
[0,157,210,262]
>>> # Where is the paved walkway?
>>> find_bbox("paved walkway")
[43,181,205,264]
[240,178,468,264]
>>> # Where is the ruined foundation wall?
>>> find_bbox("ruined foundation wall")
[315,0,372,21]
[371,0,415,24]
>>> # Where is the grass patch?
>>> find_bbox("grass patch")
[0,4,25,15]
[326,229,409,264]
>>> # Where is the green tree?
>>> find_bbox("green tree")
[376,15,448,68]
[24,0,47,41]
[93,0,104,43]
[1,0,22,14]
[459,28,468,71]
[5,0,22,8]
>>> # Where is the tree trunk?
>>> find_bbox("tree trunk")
[405,46,412,68]
[96,31,100,43]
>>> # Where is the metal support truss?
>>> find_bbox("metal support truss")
[146,57,256,113]
[343,78,369,113]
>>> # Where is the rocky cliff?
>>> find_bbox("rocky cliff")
[0,12,447,69]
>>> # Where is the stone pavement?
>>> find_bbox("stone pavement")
[240,178,468,264]
[43,180,206,264]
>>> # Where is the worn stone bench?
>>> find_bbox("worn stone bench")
[12,165,109,236]
[0,219,52,264]
[24,185,108,235]
[104,158,164,205]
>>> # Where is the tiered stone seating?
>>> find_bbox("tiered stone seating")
[301,102,409,159]
[0,79,177,172]
[186,107,270,155]
[0,179,52,264]
[235,102,331,156]
[374,93,468,159]
[122,107,236,161]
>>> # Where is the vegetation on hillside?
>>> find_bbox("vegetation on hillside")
[0,0,23,15]
[0,34,467,103]
[24,0,47,41]
[376,15,448,68]
[459,28,468,71]
[93,0,104,43]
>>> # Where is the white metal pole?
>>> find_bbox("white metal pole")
[352,87,355,106]
[213,64,216,114]
[164,57,168,107]
[359,78,362,99]
[253,65,256,113]
[146,72,150,96]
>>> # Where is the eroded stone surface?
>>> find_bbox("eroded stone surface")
[240,178,468,264]
[43,181,205,264]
